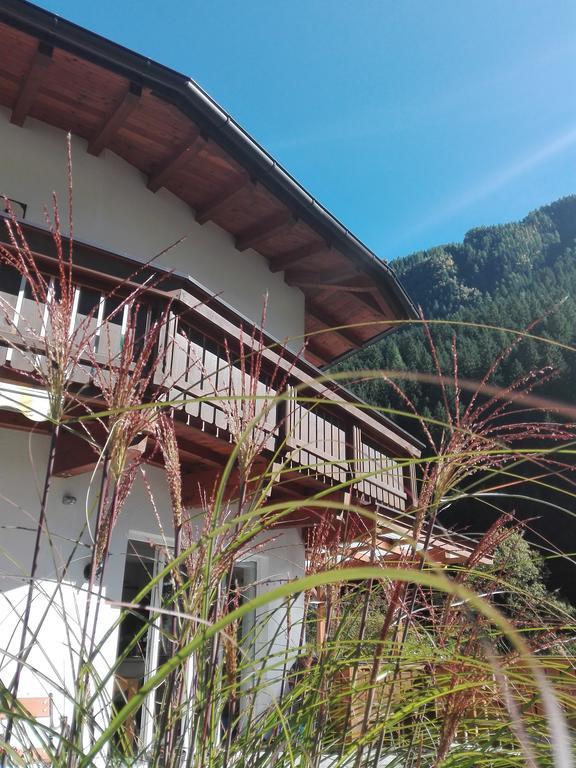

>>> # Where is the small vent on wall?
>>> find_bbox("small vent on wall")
[2,198,27,219]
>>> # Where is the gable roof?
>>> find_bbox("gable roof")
[0,0,416,366]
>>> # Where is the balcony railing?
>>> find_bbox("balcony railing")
[0,217,420,516]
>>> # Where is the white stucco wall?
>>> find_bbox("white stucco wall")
[0,428,305,748]
[0,106,305,345]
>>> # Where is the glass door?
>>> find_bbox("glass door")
[114,539,168,752]
[115,539,258,751]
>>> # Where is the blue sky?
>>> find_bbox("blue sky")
[33,0,576,261]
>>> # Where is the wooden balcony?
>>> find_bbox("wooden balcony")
[0,217,420,529]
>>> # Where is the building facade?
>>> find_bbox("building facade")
[0,0,423,757]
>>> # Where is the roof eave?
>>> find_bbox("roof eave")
[0,0,417,330]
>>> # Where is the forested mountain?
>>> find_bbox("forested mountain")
[343,195,576,425]
[340,195,576,596]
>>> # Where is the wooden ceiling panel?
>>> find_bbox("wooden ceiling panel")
[268,241,331,273]
[171,156,239,200]
[110,139,159,175]
[48,49,127,117]
[32,89,96,138]
[0,76,18,109]
[147,144,241,204]
[198,144,241,177]
[211,193,280,235]
[317,254,356,277]
[193,180,253,213]
[306,311,359,351]
[27,52,127,139]
[122,92,192,148]
[0,24,37,79]
[36,84,101,122]
[192,173,250,222]
[0,13,412,365]
[31,62,136,147]
[305,329,348,365]
[256,221,315,258]
[111,126,168,174]
[297,253,343,273]
[188,148,239,184]
[169,172,223,207]
[319,295,372,333]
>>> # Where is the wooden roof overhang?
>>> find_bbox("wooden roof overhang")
[0,0,417,368]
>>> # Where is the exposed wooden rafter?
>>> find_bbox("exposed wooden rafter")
[284,269,361,290]
[147,132,207,193]
[307,305,362,346]
[195,173,252,224]
[349,288,391,316]
[88,82,142,156]
[268,241,328,273]
[173,428,229,468]
[365,287,390,315]
[297,269,391,318]
[11,41,53,127]
[235,210,296,252]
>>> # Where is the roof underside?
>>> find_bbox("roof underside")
[0,0,416,367]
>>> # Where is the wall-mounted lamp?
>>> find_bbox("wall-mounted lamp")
[83,558,105,581]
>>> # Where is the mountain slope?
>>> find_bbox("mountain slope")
[340,195,576,596]
[344,195,576,421]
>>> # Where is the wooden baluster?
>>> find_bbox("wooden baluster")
[70,285,95,384]
[274,382,287,458]
[10,276,44,371]
[408,461,418,511]
[344,418,355,495]
[201,337,218,425]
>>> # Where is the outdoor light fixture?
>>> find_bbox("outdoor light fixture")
[62,493,77,505]
[83,558,105,580]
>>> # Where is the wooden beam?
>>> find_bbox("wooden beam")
[195,174,252,224]
[173,428,229,468]
[322,283,377,295]
[11,42,53,127]
[147,132,207,193]
[307,307,361,346]
[346,288,392,316]
[366,287,390,315]
[285,268,360,289]
[268,241,328,273]
[235,210,296,252]
[279,252,391,321]
[88,82,142,156]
